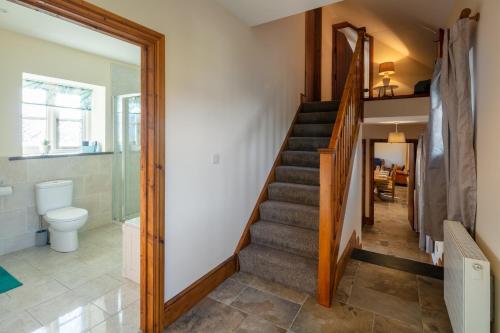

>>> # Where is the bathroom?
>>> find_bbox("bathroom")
[0,1,142,331]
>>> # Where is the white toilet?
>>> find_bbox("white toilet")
[35,180,88,252]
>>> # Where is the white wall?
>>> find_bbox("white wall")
[338,133,362,258]
[374,143,407,167]
[87,0,306,301]
[447,1,500,331]
[0,29,139,156]
[364,97,430,120]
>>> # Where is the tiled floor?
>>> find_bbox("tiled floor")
[165,259,452,332]
[0,224,139,333]
[362,186,432,264]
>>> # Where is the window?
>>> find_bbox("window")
[22,74,95,155]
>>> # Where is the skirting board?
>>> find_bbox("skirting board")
[333,231,360,290]
[164,255,237,326]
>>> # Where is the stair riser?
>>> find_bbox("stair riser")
[287,137,329,151]
[259,202,318,230]
[268,184,319,206]
[281,152,319,168]
[275,167,319,186]
[238,247,317,294]
[293,124,333,137]
[250,223,318,259]
[302,101,339,113]
[297,112,337,124]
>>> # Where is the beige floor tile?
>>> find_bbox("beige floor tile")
[235,315,286,333]
[36,303,108,333]
[90,300,139,333]
[363,186,431,264]
[247,276,308,304]
[5,279,69,311]
[92,281,140,315]
[355,262,419,303]
[0,310,41,333]
[373,315,421,333]
[231,287,301,329]
[417,276,446,311]
[291,297,373,333]
[230,272,256,286]
[335,260,359,303]
[165,298,246,333]
[208,278,247,305]
[421,308,453,333]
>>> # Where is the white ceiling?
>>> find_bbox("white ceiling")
[215,0,342,26]
[324,0,455,68]
[0,0,140,65]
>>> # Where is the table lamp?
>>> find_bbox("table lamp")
[379,62,395,86]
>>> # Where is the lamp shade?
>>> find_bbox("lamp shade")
[388,131,406,143]
[379,62,395,76]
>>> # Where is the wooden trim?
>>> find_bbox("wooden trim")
[364,93,430,102]
[305,9,322,101]
[362,139,366,224]
[368,35,374,98]
[12,1,166,332]
[164,255,237,326]
[234,96,304,255]
[333,231,360,289]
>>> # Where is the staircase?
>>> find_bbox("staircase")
[238,101,339,294]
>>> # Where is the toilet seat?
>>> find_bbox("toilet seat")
[45,207,88,223]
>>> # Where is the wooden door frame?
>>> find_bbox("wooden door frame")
[332,22,374,100]
[12,1,166,332]
[367,139,418,226]
[305,8,322,101]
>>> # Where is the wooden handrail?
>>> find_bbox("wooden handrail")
[317,30,365,307]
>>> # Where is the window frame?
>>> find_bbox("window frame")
[21,74,95,155]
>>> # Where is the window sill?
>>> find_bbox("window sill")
[8,151,114,161]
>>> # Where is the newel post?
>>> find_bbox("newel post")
[317,149,335,307]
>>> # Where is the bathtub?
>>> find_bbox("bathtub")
[122,217,140,283]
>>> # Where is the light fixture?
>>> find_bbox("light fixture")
[379,62,395,86]
[388,122,406,143]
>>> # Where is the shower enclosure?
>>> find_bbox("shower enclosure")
[112,94,141,222]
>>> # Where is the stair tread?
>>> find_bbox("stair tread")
[275,165,319,186]
[287,137,330,152]
[238,243,317,294]
[302,101,340,113]
[268,182,319,206]
[259,200,319,230]
[297,111,338,125]
[251,220,318,259]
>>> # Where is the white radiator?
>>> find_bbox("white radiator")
[444,220,490,333]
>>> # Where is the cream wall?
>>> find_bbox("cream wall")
[447,0,500,331]
[374,143,407,167]
[87,0,305,301]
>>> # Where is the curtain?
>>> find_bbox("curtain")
[423,59,448,241]
[441,19,477,236]
[416,132,434,252]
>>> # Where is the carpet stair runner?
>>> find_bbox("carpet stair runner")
[238,101,339,295]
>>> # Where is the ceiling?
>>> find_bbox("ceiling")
[215,0,342,26]
[324,0,455,68]
[0,0,140,65]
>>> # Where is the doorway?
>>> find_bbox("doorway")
[363,139,431,264]
[10,1,166,332]
[332,22,373,100]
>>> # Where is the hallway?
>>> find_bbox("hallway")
[363,186,432,264]
[165,259,451,332]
